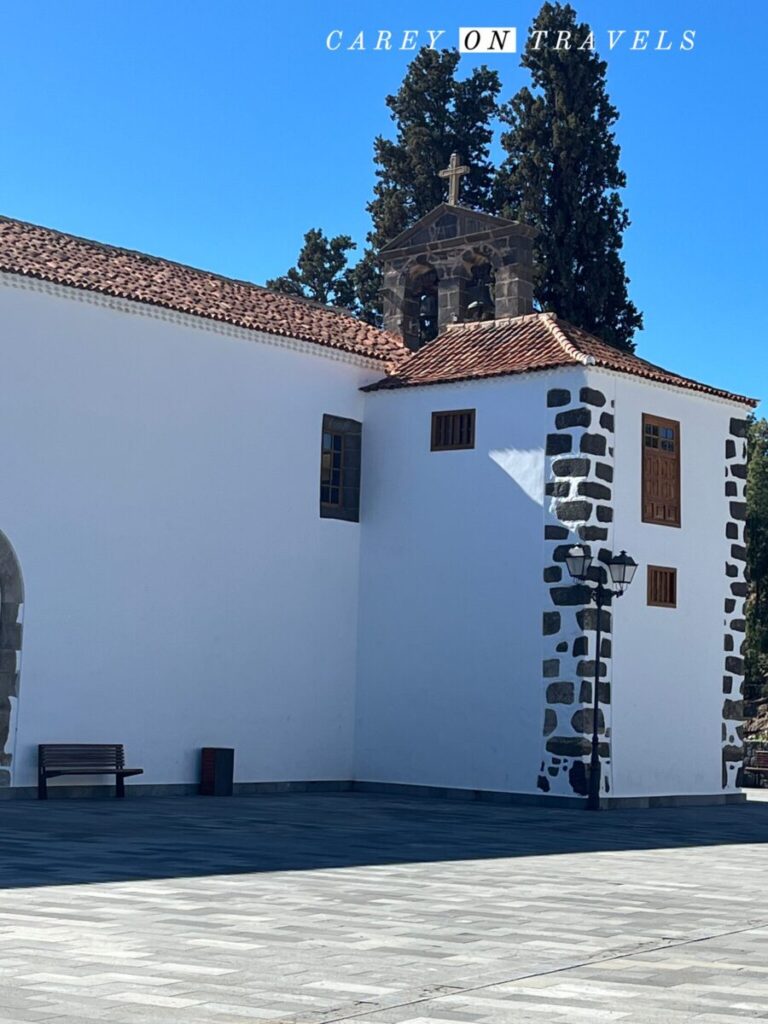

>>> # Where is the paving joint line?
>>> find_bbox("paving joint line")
[271,915,768,1024]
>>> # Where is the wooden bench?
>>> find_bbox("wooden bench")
[38,744,143,799]
[747,751,768,787]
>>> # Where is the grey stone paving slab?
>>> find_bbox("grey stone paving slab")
[0,793,766,1022]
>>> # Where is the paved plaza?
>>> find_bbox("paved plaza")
[0,791,767,1023]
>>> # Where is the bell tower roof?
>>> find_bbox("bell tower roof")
[381,203,533,258]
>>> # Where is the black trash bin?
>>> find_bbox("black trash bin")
[200,747,234,796]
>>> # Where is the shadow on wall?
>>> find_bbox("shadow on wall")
[0,791,765,890]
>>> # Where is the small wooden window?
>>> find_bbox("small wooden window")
[320,415,361,522]
[431,409,475,451]
[648,565,677,608]
[642,414,680,526]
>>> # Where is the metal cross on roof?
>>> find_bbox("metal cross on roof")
[438,152,470,206]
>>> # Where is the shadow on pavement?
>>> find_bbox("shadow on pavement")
[0,790,766,889]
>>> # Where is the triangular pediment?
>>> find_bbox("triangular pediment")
[381,204,519,254]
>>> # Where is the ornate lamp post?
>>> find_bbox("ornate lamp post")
[565,546,638,811]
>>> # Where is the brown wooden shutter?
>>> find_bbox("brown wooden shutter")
[647,566,677,607]
[642,414,680,526]
[431,410,476,451]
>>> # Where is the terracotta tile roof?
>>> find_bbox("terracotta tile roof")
[0,216,406,363]
[364,312,758,406]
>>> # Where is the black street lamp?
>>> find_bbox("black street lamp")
[565,546,638,811]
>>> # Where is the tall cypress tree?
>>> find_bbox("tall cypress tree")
[494,2,642,351]
[352,49,500,323]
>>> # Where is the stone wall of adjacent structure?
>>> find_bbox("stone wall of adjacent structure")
[722,417,748,790]
[537,383,616,798]
[0,531,23,786]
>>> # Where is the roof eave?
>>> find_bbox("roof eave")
[363,360,760,406]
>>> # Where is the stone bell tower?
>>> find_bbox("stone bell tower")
[380,153,536,351]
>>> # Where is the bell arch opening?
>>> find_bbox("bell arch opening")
[402,260,439,351]
[460,249,497,323]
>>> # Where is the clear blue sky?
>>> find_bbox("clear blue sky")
[1,0,765,409]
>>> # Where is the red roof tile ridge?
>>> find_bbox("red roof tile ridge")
[442,311,542,333]
[0,214,409,363]
[0,214,362,318]
[541,312,593,366]
[362,309,758,404]
[548,316,758,406]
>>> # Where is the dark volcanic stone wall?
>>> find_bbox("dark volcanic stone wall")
[722,418,748,789]
[538,384,615,798]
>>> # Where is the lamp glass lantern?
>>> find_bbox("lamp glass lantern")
[608,550,638,595]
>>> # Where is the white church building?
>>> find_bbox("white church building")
[0,200,756,807]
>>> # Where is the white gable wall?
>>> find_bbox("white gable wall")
[354,372,579,794]
[601,370,748,797]
[0,280,373,788]
[355,366,749,802]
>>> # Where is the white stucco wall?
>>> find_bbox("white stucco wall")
[356,365,750,802]
[0,278,375,788]
[0,279,749,803]
[595,369,750,797]
[355,372,572,793]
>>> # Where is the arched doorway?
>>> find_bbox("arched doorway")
[0,531,23,786]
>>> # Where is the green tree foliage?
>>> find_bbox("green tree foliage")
[494,2,642,351]
[348,250,382,325]
[266,229,356,308]
[746,417,768,700]
[354,49,500,324]
[368,48,500,248]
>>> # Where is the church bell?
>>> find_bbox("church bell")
[466,265,495,321]
[418,292,438,319]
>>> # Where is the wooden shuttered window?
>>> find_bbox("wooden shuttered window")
[320,414,362,522]
[647,565,677,608]
[642,414,681,526]
[431,409,475,451]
